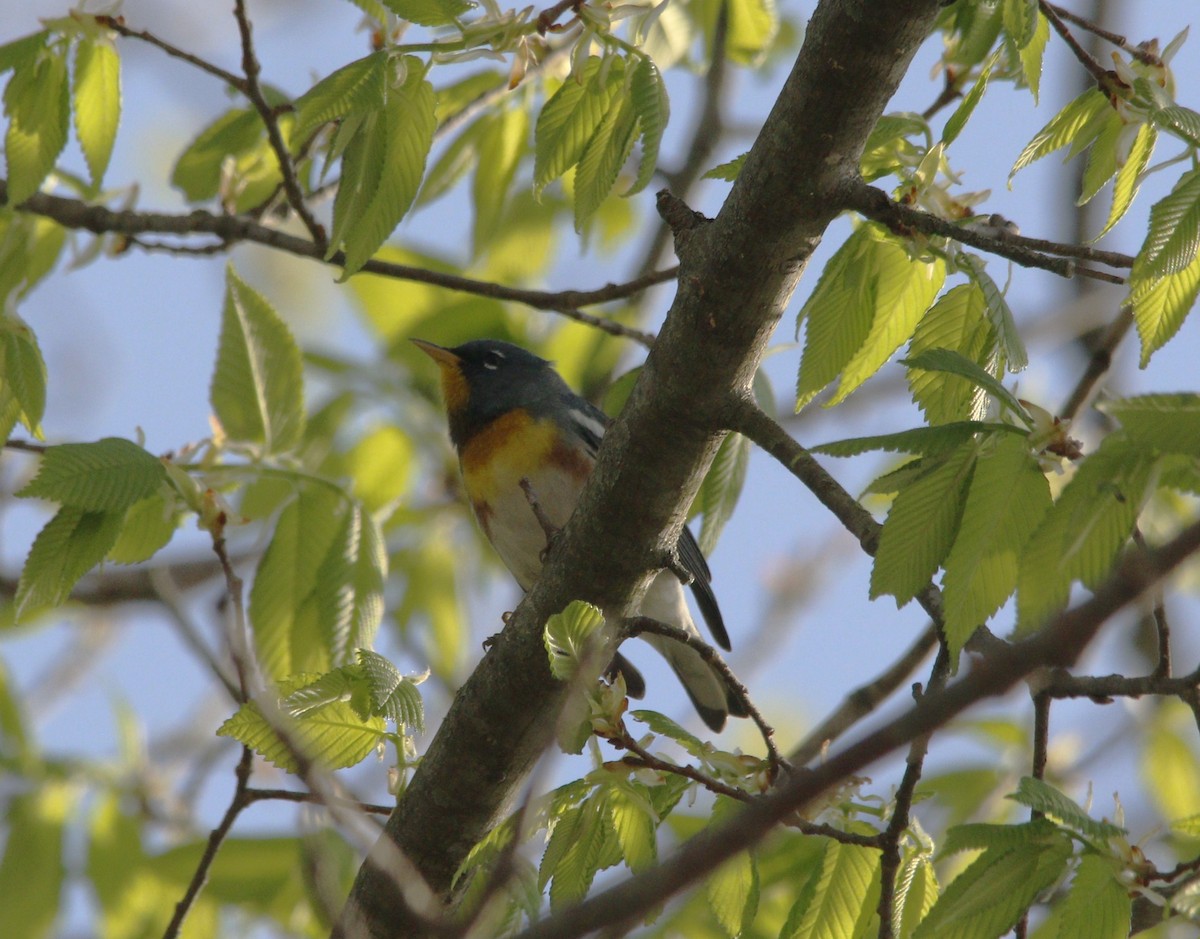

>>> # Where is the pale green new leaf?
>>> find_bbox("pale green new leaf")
[896,855,939,939]
[942,53,995,146]
[217,675,385,771]
[0,786,71,939]
[1100,392,1200,455]
[606,784,657,874]
[695,431,750,555]
[1018,11,1049,102]
[627,56,669,195]
[902,348,1029,424]
[546,796,610,909]
[472,106,528,254]
[630,708,706,757]
[914,829,1072,939]
[0,315,47,438]
[1076,109,1125,207]
[170,108,264,202]
[871,442,977,607]
[574,84,638,231]
[381,0,472,27]
[72,37,120,188]
[282,666,365,718]
[785,838,881,939]
[813,421,1019,458]
[962,254,1027,370]
[545,600,606,680]
[3,48,70,203]
[0,30,47,75]
[1003,0,1038,50]
[1008,777,1125,841]
[107,492,179,565]
[334,58,436,276]
[1017,436,1155,632]
[707,848,757,938]
[941,817,1060,855]
[827,243,945,406]
[1096,123,1156,239]
[248,487,345,680]
[417,115,485,207]
[1010,88,1108,181]
[1136,166,1200,277]
[1153,104,1200,147]
[534,57,618,194]
[18,437,165,511]
[941,433,1051,657]
[292,50,386,141]
[1129,236,1200,366]
[16,506,123,619]
[906,283,997,423]
[724,0,779,66]
[1056,852,1132,939]
[704,152,745,181]
[211,265,306,453]
[317,503,387,665]
[358,649,424,730]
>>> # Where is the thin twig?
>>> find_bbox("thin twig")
[96,15,250,93]
[1058,302,1134,422]
[1044,2,1163,66]
[1132,527,1172,678]
[232,0,326,247]
[243,787,394,815]
[1038,1,1121,94]
[150,567,242,703]
[615,730,751,802]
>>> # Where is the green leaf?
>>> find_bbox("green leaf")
[217,675,386,771]
[534,57,620,194]
[16,506,123,619]
[18,437,166,511]
[417,115,484,207]
[317,502,387,666]
[1100,393,1200,454]
[107,492,179,564]
[901,348,1029,424]
[1096,122,1156,239]
[1142,702,1200,821]
[704,152,746,181]
[606,784,657,874]
[695,431,750,554]
[896,855,939,939]
[1152,104,1200,148]
[1017,11,1049,103]
[941,434,1051,657]
[1136,166,1200,277]
[0,785,72,939]
[906,283,997,423]
[914,826,1072,939]
[344,423,415,512]
[1003,0,1038,50]
[292,50,387,142]
[630,708,706,757]
[941,817,1061,856]
[0,314,47,439]
[332,57,436,276]
[813,421,1019,457]
[358,649,424,730]
[211,264,306,453]
[282,666,366,718]
[1076,109,1125,208]
[249,486,346,679]
[626,56,669,196]
[942,53,995,146]
[381,0,472,26]
[170,108,265,202]
[1007,777,1126,841]
[1056,852,1132,939]
[1010,88,1109,181]
[723,0,779,65]
[785,838,881,939]
[544,796,609,909]
[574,78,638,231]
[1017,436,1155,632]
[1128,234,1200,366]
[961,254,1027,370]
[544,600,606,680]
[707,847,757,937]
[871,442,977,607]
[72,36,121,188]
[0,30,47,75]
[472,106,528,254]
[3,47,70,203]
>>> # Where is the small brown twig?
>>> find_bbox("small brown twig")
[519,478,560,549]
[1038,1,1123,96]
[95,15,250,93]
[1058,302,1134,422]
[242,787,394,816]
[1043,2,1163,67]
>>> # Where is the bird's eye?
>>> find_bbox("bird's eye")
[482,349,506,370]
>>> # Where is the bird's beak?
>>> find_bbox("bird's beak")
[411,338,461,369]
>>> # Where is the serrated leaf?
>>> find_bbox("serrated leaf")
[606,785,657,874]
[1017,435,1155,632]
[544,600,606,680]
[813,421,1019,457]
[107,491,178,564]
[317,503,387,666]
[1007,777,1126,841]
[211,265,306,453]
[16,506,123,619]
[626,56,669,196]
[906,283,996,423]
[1096,122,1156,239]
[545,797,608,909]
[707,847,757,938]
[1018,11,1049,102]
[0,30,47,75]
[417,115,484,207]
[292,51,387,141]
[72,37,120,188]
[333,57,436,276]
[871,442,977,607]
[170,108,264,202]
[282,666,365,718]
[896,855,939,939]
[629,708,706,756]
[574,78,638,231]
[0,316,47,438]
[695,431,749,555]
[0,785,71,939]
[381,0,472,26]
[942,52,995,146]
[724,0,779,65]
[703,152,746,181]
[941,434,1051,657]
[1129,236,1200,366]
[1136,167,1200,277]
[1099,392,1200,454]
[915,827,1072,939]
[785,838,881,939]
[534,58,618,194]
[1056,852,1132,939]
[217,675,385,771]
[962,254,1027,370]
[1153,104,1200,147]
[1010,88,1108,181]
[1003,0,1038,50]
[472,106,528,254]
[358,649,424,730]
[18,437,165,511]
[942,817,1061,856]
[1076,109,1126,207]
[901,348,1029,424]
[3,48,70,203]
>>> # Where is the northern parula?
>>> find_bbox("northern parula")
[413,338,746,732]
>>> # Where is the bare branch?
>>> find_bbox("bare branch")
[96,14,250,93]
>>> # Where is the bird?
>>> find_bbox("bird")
[412,337,747,732]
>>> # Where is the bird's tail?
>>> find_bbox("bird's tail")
[639,574,747,733]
